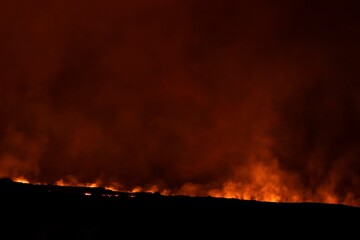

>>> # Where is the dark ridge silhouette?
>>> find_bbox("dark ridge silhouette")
[0,178,358,239]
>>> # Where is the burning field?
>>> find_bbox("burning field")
[0,178,359,238]
[0,0,359,208]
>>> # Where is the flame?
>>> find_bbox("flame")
[104,182,124,192]
[13,176,30,184]
[7,174,359,207]
[55,176,102,188]
[0,0,358,212]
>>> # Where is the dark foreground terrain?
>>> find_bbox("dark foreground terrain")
[0,178,358,239]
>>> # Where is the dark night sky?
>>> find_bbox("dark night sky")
[0,0,359,205]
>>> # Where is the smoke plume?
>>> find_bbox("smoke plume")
[1,0,359,205]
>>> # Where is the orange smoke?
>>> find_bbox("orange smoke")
[1,0,359,207]
[12,171,358,207]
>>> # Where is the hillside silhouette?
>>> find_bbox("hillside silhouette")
[0,178,358,239]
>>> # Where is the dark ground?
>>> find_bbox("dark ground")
[0,178,358,239]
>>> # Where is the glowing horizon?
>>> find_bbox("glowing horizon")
[1,1,359,209]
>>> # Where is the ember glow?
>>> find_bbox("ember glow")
[1,1,359,207]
